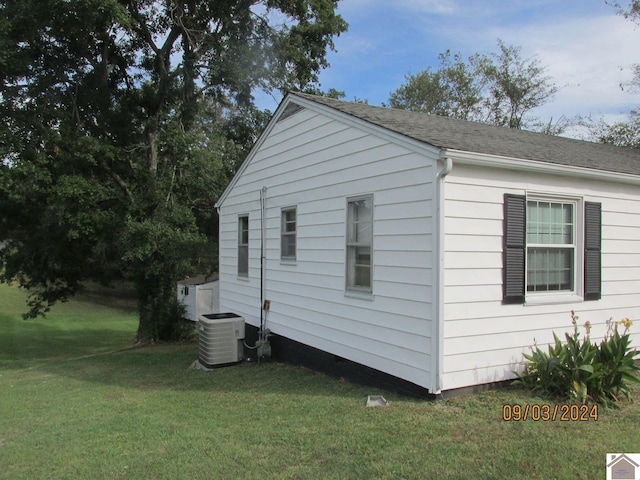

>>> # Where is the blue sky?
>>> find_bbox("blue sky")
[258,0,640,131]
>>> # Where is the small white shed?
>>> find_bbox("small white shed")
[176,274,219,321]
[214,92,640,396]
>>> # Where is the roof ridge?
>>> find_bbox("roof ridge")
[289,92,640,176]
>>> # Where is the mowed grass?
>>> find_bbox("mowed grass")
[1,282,639,480]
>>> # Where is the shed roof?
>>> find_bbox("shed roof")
[178,274,219,286]
[291,92,640,176]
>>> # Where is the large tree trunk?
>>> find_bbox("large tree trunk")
[135,293,161,344]
[133,276,184,344]
[145,125,159,173]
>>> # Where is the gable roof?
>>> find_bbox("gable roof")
[291,92,640,176]
[216,92,640,208]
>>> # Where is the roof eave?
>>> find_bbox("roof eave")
[444,148,640,185]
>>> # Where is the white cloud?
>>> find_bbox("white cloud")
[385,3,640,120]
[491,14,640,120]
[395,0,459,15]
[337,0,457,16]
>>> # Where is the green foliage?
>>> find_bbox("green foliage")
[594,2,640,148]
[583,110,640,149]
[387,50,483,120]
[514,311,640,405]
[140,295,194,343]
[607,0,640,23]
[478,40,559,129]
[0,0,347,341]
[388,39,560,131]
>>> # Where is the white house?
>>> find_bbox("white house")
[214,92,640,396]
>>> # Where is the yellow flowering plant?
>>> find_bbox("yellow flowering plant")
[514,311,639,406]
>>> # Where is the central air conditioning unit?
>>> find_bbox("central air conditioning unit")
[198,313,245,367]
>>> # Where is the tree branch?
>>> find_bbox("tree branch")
[102,160,134,202]
[126,0,160,55]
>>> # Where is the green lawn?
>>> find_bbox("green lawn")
[1,282,638,479]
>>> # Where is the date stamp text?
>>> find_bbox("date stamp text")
[502,403,598,421]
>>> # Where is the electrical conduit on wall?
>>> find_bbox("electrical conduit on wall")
[260,186,267,340]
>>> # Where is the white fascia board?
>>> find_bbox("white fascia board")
[444,148,640,185]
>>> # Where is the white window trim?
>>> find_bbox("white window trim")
[238,214,249,279]
[524,193,584,305]
[280,206,297,263]
[345,194,374,296]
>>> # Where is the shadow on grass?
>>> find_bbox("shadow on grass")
[72,282,139,314]
[0,317,373,400]
[0,282,385,400]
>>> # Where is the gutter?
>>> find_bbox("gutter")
[432,154,452,395]
[443,148,640,186]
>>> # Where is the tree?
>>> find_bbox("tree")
[477,40,558,129]
[582,1,640,148]
[607,0,640,23]
[586,111,640,148]
[388,40,559,130]
[0,0,347,342]
[387,50,483,120]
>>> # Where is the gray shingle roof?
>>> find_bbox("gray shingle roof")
[292,92,640,176]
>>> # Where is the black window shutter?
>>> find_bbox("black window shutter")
[584,202,602,301]
[503,194,526,304]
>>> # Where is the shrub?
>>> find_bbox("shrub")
[157,300,196,342]
[514,311,640,405]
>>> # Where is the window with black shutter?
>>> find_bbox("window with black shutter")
[502,194,601,304]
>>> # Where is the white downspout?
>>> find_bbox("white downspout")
[433,154,452,395]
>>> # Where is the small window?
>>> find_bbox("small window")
[346,195,373,292]
[238,215,249,277]
[281,207,297,261]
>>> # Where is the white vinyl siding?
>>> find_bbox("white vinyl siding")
[217,105,438,389]
[442,162,640,391]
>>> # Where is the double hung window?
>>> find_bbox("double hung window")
[238,215,249,277]
[346,195,373,292]
[526,200,576,292]
[281,207,297,261]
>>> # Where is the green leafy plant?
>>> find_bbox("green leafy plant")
[156,299,196,342]
[514,311,640,405]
